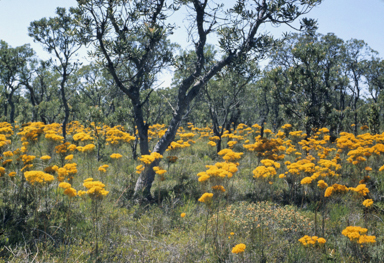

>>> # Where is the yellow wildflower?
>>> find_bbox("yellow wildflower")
[153,166,167,175]
[110,153,123,159]
[208,141,216,147]
[64,187,77,198]
[342,226,376,244]
[24,171,55,185]
[136,165,144,174]
[198,193,213,203]
[317,180,328,189]
[363,199,373,207]
[3,151,13,157]
[211,185,226,192]
[317,238,326,244]
[82,178,109,198]
[59,182,72,189]
[300,177,312,185]
[232,243,246,254]
[350,184,369,196]
[65,154,74,161]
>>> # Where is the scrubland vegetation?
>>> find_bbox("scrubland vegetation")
[0,121,383,262]
[1,0,384,262]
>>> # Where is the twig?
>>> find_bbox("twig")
[161,94,176,114]
[4,246,16,257]
[33,228,56,243]
[30,240,39,263]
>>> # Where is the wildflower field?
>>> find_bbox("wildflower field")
[0,121,384,262]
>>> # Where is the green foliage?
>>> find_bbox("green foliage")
[2,0,384,261]
[0,41,35,123]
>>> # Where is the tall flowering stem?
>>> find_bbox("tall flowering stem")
[24,170,55,237]
[58,182,77,259]
[153,166,166,205]
[78,178,109,260]
[196,149,243,257]
[198,193,213,244]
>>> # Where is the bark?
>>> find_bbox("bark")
[130,124,139,160]
[4,101,7,120]
[131,138,138,160]
[6,89,15,123]
[40,115,48,125]
[132,101,149,155]
[9,98,15,124]
[229,104,242,131]
[24,83,38,122]
[216,139,222,153]
[352,70,360,136]
[60,70,70,141]
[208,101,224,153]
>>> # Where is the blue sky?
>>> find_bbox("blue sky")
[1,0,383,63]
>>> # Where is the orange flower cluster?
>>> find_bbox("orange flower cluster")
[56,163,77,182]
[298,235,326,246]
[59,182,77,197]
[78,178,109,199]
[253,159,280,179]
[324,184,349,197]
[24,171,55,185]
[350,184,369,196]
[342,226,376,244]
[244,137,285,160]
[106,127,135,145]
[198,162,238,182]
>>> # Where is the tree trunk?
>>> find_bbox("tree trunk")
[133,102,149,155]
[4,101,7,120]
[60,73,69,141]
[133,56,236,199]
[9,98,15,124]
[40,115,48,124]
[7,90,15,123]
[353,93,358,136]
[27,86,38,122]
[134,102,186,199]
[31,107,37,122]
[216,138,222,153]
[131,138,138,160]
[230,104,242,130]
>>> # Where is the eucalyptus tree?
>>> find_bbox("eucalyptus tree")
[245,70,283,134]
[72,0,175,157]
[20,60,64,123]
[363,58,384,134]
[344,39,377,135]
[0,41,34,123]
[203,59,259,152]
[365,58,384,96]
[311,33,351,135]
[267,33,351,136]
[170,45,217,126]
[74,0,322,199]
[364,58,384,103]
[29,7,82,139]
[73,63,122,121]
